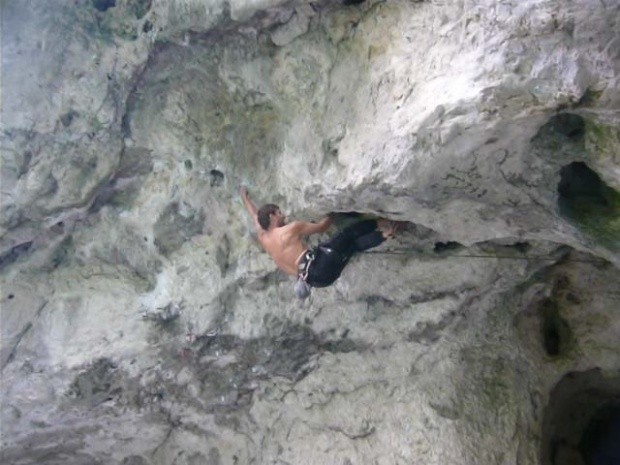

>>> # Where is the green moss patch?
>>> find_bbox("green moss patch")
[558,162,620,251]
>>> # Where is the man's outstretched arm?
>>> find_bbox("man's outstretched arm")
[289,214,334,236]
[239,186,262,232]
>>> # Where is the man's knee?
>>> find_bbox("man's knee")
[354,230,384,251]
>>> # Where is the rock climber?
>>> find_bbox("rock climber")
[239,186,400,299]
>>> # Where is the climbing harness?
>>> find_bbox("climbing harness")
[295,250,315,300]
[297,248,316,281]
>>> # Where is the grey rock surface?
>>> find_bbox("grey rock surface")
[1,0,619,464]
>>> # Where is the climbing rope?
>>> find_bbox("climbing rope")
[364,249,609,265]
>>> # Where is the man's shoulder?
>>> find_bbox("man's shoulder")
[280,221,311,237]
[283,220,311,230]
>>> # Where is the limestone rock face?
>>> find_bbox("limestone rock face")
[1,1,619,464]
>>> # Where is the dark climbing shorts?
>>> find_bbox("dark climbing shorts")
[298,246,348,288]
[298,219,385,288]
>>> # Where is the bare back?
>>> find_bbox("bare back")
[239,186,333,277]
[258,224,308,277]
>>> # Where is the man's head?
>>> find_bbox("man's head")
[257,204,284,230]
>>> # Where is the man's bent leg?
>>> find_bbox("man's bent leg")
[323,219,379,255]
[306,247,347,287]
[353,230,385,251]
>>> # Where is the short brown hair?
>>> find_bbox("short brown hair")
[257,204,279,230]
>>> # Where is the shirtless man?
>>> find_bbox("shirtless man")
[240,186,399,299]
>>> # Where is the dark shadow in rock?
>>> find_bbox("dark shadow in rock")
[322,138,340,158]
[210,169,224,187]
[49,236,74,270]
[541,369,620,465]
[89,147,154,213]
[336,212,363,218]
[510,242,531,254]
[364,295,397,322]
[408,289,459,305]
[0,241,33,271]
[523,271,574,358]
[215,235,231,276]
[476,240,532,255]
[143,302,182,332]
[539,298,571,357]
[407,310,457,345]
[559,162,612,207]
[580,404,620,465]
[533,113,586,147]
[44,174,59,197]
[153,202,205,256]
[89,181,149,214]
[88,182,118,214]
[60,110,79,128]
[434,241,463,253]
[553,114,586,140]
[117,147,154,179]
[127,0,152,19]
[17,150,33,177]
[92,0,116,12]
[429,401,460,420]
[66,358,122,407]
[558,161,620,250]
[577,88,604,108]
[494,241,531,254]
[121,456,149,465]
[207,448,221,465]
[186,319,368,410]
